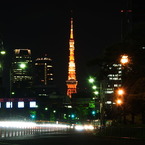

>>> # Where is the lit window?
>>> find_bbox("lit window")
[18,101,24,108]
[30,101,37,108]
[113,78,118,80]
[106,101,112,104]
[113,64,118,67]
[6,102,13,108]
[0,102,1,108]
[105,90,114,94]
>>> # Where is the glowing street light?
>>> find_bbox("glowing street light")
[88,77,95,83]
[116,99,123,105]
[94,91,99,95]
[19,63,26,69]
[0,50,6,55]
[120,55,129,65]
[117,89,124,96]
[92,85,97,90]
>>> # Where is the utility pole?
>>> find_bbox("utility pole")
[0,40,6,97]
[99,80,106,127]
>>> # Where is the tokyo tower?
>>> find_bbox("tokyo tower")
[66,17,78,98]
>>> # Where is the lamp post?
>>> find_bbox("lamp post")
[88,76,105,127]
[0,49,6,76]
[120,54,129,85]
[116,99,123,105]
[19,63,26,69]
[119,55,130,124]
[115,88,125,123]
[120,55,129,65]
[0,50,6,55]
[116,88,124,104]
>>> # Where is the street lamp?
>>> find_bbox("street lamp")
[115,88,125,123]
[116,98,123,105]
[117,88,124,96]
[88,77,95,84]
[0,50,6,55]
[88,77,99,96]
[120,54,130,89]
[120,55,129,65]
[19,63,26,69]
[94,91,99,95]
[114,88,125,106]
[92,85,97,90]
[88,76,105,126]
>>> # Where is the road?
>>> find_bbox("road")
[0,132,145,145]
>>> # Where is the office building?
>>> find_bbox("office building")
[33,54,56,96]
[11,49,33,97]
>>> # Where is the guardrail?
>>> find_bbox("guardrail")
[0,121,72,138]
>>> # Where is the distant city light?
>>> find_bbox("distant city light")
[75,124,94,131]
[92,85,97,90]
[88,78,95,83]
[19,63,26,69]
[106,101,112,104]
[29,101,37,108]
[6,102,13,108]
[11,92,15,95]
[0,50,6,55]
[45,107,48,111]
[18,101,24,108]
[94,91,99,95]
[0,121,71,129]
[116,99,123,105]
[117,89,124,95]
[120,55,129,65]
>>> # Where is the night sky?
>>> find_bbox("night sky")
[0,1,124,94]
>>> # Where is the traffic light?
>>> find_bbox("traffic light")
[91,110,96,115]
[71,114,75,119]
[30,114,36,119]
[30,111,36,120]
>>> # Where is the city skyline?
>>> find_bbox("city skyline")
[1,0,145,127]
[0,1,128,94]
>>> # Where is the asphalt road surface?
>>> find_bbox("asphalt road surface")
[0,132,145,145]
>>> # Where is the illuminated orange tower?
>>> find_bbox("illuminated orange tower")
[66,17,78,98]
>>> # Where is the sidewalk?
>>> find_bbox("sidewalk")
[95,126,145,141]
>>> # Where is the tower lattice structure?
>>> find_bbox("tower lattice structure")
[66,17,78,98]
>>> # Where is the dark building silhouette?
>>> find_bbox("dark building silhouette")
[33,54,57,97]
[34,54,54,87]
[121,0,145,40]
[121,0,133,40]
